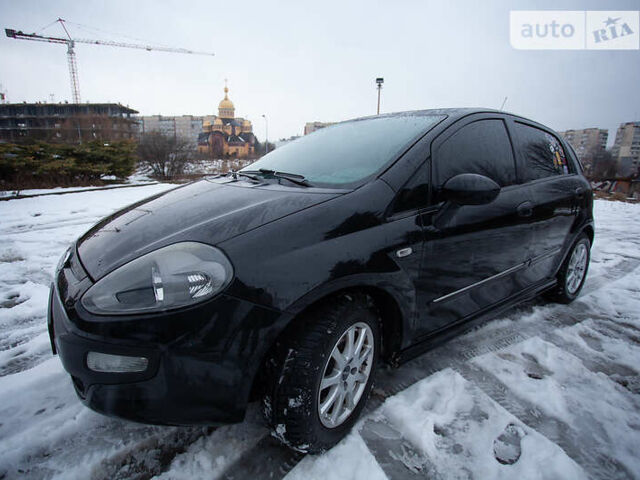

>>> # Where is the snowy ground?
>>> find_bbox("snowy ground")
[0,186,639,480]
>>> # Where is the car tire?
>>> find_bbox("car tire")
[262,293,380,454]
[546,233,591,304]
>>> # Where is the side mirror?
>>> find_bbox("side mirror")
[441,173,500,206]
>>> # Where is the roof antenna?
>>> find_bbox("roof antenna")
[499,96,508,111]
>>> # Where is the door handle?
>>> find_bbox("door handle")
[517,201,533,218]
[574,187,585,198]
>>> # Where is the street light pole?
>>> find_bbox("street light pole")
[262,114,269,155]
[376,77,384,115]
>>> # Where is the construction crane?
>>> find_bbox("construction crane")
[5,18,215,103]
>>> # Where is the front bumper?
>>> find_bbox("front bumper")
[48,255,288,426]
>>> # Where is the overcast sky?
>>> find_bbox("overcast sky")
[1,0,638,144]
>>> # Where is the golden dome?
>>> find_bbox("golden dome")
[218,86,234,110]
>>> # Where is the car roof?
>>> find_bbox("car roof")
[346,108,499,122]
[343,108,551,132]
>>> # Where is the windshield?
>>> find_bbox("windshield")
[242,114,445,187]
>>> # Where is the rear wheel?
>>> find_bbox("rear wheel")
[547,233,591,303]
[263,293,380,453]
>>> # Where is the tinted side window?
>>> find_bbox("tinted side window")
[393,160,430,213]
[435,119,516,188]
[514,123,571,182]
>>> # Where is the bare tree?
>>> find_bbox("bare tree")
[138,132,194,179]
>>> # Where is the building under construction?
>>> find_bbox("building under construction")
[0,102,139,144]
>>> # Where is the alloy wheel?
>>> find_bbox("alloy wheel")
[318,322,374,428]
[566,242,588,294]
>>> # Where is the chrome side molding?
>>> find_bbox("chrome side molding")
[432,262,525,304]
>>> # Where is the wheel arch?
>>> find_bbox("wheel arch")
[248,283,407,401]
[555,221,594,277]
[583,224,594,245]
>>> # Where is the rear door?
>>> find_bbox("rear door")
[415,115,535,338]
[509,120,583,284]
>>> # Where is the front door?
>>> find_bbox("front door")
[384,158,432,335]
[415,116,535,338]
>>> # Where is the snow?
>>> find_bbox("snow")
[376,369,586,479]
[154,416,267,480]
[0,192,639,479]
[474,337,640,475]
[287,434,387,480]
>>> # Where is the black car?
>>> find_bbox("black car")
[48,109,593,453]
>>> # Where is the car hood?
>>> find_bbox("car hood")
[77,178,341,281]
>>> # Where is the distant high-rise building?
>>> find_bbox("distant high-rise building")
[559,128,608,174]
[611,122,640,177]
[141,115,214,145]
[304,121,334,135]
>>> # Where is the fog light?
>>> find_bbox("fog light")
[87,352,148,373]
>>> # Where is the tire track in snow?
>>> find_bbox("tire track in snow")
[542,321,640,400]
[359,419,438,479]
[88,427,213,480]
[454,362,634,480]
[0,217,100,236]
[0,350,51,378]
[581,257,640,296]
[543,329,640,393]
[218,435,304,480]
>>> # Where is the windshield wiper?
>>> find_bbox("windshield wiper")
[243,169,313,187]
[229,171,262,182]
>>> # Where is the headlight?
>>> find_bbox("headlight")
[80,242,233,315]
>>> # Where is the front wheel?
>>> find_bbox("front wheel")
[547,233,591,303]
[263,293,380,453]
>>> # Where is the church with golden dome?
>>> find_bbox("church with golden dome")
[197,83,255,158]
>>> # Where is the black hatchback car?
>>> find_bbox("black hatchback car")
[48,109,593,453]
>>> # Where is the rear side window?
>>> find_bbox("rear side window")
[435,119,516,188]
[514,123,571,182]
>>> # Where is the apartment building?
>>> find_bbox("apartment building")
[611,122,640,177]
[141,115,215,145]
